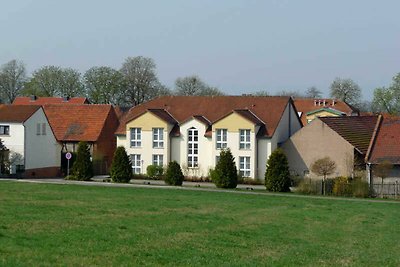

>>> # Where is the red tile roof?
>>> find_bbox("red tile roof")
[116,96,294,137]
[368,117,400,164]
[13,96,89,105]
[0,105,41,123]
[43,104,114,142]
[294,98,355,125]
[319,116,378,154]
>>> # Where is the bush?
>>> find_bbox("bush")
[351,178,370,198]
[146,164,164,180]
[333,176,352,196]
[212,149,238,188]
[110,146,132,183]
[265,149,291,192]
[295,179,321,195]
[165,161,184,186]
[70,141,93,181]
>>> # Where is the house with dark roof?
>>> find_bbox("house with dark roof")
[43,104,119,174]
[0,105,61,177]
[293,98,358,125]
[13,96,90,105]
[282,116,378,178]
[116,95,302,179]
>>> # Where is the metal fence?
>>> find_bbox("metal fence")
[372,182,400,199]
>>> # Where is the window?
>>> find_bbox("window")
[153,128,164,148]
[152,154,163,166]
[42,123,46,135]
[239,156,251,177]
[216,129,227,149]
[36,123,41,135]
[0,125,9,135]
[130,128,141,147]
[239,129,251,149]
[131,154,141,174]
[188,127,198,168]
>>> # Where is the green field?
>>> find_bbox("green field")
[0,181,399,266]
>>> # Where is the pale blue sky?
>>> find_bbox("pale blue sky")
[1,0,399,100]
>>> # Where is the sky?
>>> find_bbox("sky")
[0,0,399,100]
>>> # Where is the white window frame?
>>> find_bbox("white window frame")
[239,156,251,177]
[0,125,9,135]
[131,154,142,174]
[152,128,164,148]
[130,128,141,148]
[216,129,227,149]
[152,154,163,166]
[239,129,251,150]
[188,127,199,168]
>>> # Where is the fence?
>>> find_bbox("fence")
[372,182,400,199]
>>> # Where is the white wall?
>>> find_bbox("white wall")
[0,122,25,157]
[24,109,61,170]
[175,118,213,177]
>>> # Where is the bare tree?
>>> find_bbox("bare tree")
[275,90,304,98]
[330,77,362,105]
[371,73,400,115]
[251,90,270,96]
[120,56,165,106]
[0,60,27,103]
[305,86,322,98]
[373,160,393,198]
[174,75,223,96]
[311,157,336,195]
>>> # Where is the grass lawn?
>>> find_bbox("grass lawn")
[0,181,399,266]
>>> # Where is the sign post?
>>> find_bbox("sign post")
[65,152,72,177]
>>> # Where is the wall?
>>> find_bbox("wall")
[282,118,354,178]
[125,112,172,174]
[213,113,257,178]
[24,108,61,172]
[173,118,213,177]
[0,122,25,156]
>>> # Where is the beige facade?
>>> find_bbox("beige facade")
[282,119,355,178]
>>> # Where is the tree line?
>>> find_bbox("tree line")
[0,57,399,114]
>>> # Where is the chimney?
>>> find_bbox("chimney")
[323,99,326,106]
[314,99,317,106]
[332,99,336,106]
[30,95,37,101]
[62,96,70,102]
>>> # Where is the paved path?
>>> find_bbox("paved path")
[2,177,399,204]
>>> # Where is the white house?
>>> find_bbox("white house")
[115,96,302,179]
[0,105,61,177]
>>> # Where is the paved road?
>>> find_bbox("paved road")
[2,177,399,204]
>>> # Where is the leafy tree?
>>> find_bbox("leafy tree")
[265,149,291,192]
[211,149,238,188]
[330,77,361,106]
[174,75,224,96]
[165,161,184,186]
[373,160,393,198]
[146,164,164,179]
[70,141,93,180]
[84,66,125,104]
[23,66,84,97]
[372,73,400,115]
[110,146,132,183]
[310,157,336,195]
[305,86,322,98]
[120,56,166,106]
[0,59,27,103]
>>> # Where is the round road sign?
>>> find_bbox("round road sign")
[65,152,72,160]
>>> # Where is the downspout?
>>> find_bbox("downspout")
[23,123,26,176]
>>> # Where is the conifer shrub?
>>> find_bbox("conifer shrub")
[110,146,132,183]
[211,148,238,188]
[70,141,93,181]
[165,161,184,186]
[146,164,164,180]
[265,148,291,192]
